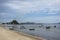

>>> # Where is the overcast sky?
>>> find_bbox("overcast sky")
[0,0,60,23]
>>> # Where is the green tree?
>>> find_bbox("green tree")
[10,20,19,24]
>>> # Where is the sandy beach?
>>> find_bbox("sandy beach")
[0,25,46,40]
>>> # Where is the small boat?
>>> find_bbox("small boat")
[20,26,26,29]
[9,26,15,30]
[54,26,56,28]
[39,26,42,28]
[46,26,50,29]
[9,27,14,30]
[29,28,35,31]
[58,23,60,24]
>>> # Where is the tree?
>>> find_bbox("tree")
[10,20,19,24]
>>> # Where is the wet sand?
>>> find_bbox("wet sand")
[0,25,46,40]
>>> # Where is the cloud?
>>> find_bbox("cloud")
[3,0,60,15]
[0,0,60,23]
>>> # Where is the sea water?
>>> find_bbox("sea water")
[2,23,60,40]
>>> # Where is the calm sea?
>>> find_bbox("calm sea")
[2,23,60,40]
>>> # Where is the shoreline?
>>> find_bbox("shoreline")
[0,25,46,40]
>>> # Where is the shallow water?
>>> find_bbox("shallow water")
[2,23,60,40]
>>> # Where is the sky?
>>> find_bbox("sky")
[0,0,60,23]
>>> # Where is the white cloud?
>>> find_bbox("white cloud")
[1,0,60,23]
[4,0,60,15]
